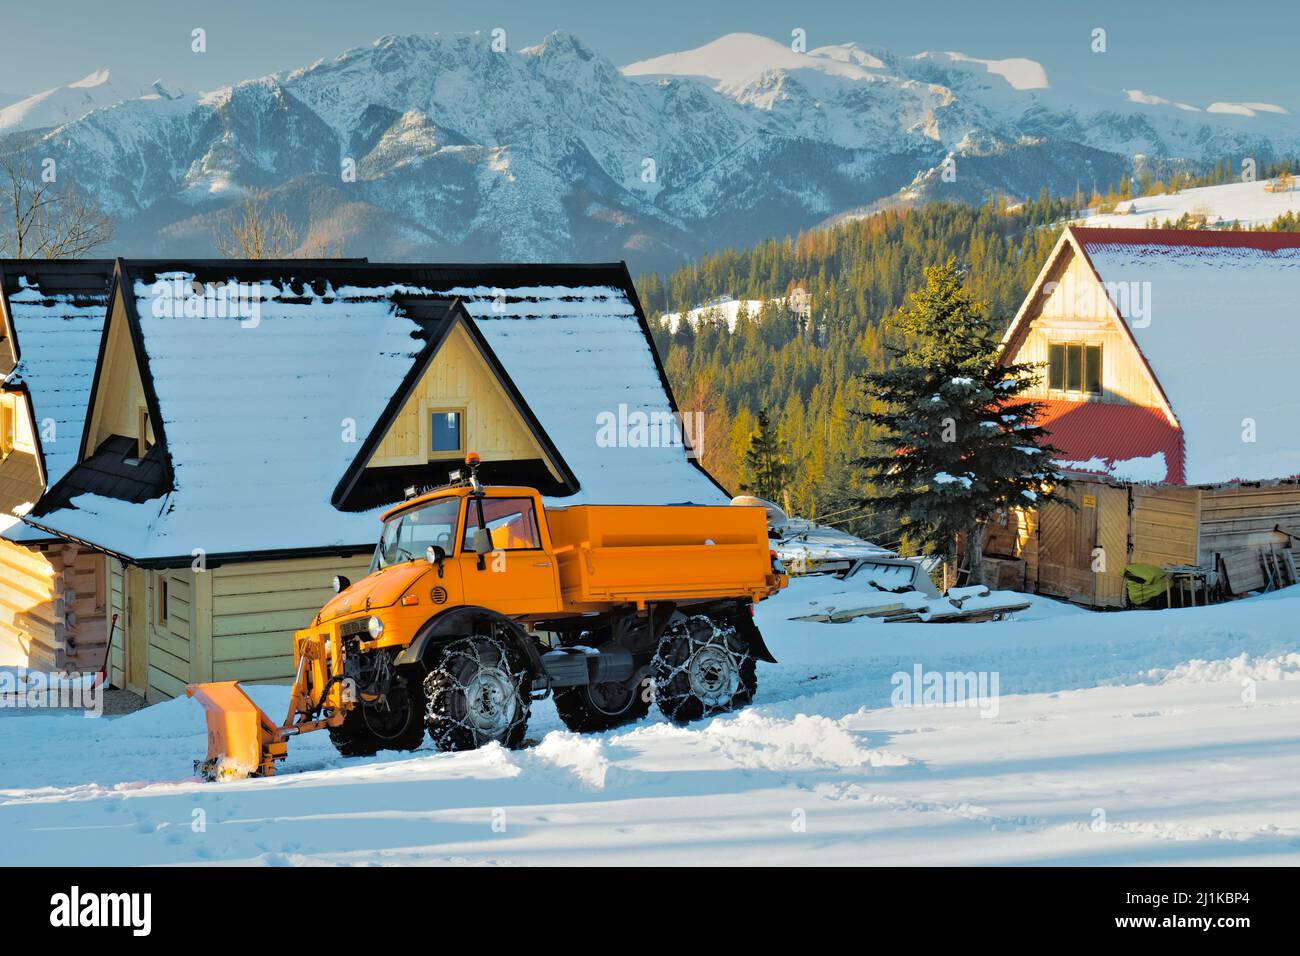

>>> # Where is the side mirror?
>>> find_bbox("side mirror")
[471,528,492,556]
[332,575,351,594]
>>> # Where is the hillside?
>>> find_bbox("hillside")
[638,197,1067,540]
[1082,176,1300,229]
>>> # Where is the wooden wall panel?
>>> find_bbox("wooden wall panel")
[1199,483,1300,564]
[1130,486,1199,567]
[205,554,372,688]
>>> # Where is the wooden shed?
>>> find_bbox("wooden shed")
[986,476,1300,607]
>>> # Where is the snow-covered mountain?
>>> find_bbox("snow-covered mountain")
[3,31,1297,271]
[0,69,167,134]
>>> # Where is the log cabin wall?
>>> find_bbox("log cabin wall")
[0,539,106,671]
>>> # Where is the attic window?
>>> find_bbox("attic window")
[1048,344,1102,395]
[137,407,153,460]
[0,396,14,458]
[430,409,463,456]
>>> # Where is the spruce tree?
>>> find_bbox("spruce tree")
[856,259,1068,584]
[741,409,788,503]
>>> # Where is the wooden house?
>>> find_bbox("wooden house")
[0,261,114,670]
[17,259,725,699]
[989,227,1300,606]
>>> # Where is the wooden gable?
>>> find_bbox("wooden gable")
[368,319,559,475]
[0,388,43,510]
[1001,230,1175,421]
[332,302,578,511]
[83,286,156,459]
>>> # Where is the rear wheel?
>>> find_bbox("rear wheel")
[424,634,531,751]
[328,680,426,757]
[554,675,651,733]
[652,614,756,724]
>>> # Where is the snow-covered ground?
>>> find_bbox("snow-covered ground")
[2,577,1298,866]
[1081,178,1300,229]
[660,298,773,333]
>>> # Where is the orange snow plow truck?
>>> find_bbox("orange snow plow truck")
[187,456,786,779]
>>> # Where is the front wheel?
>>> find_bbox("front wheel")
[328,681,426,757]
[424,634,531,752]
[652,615,757,724]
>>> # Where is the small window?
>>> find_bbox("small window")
[137,407,152,460]
[0,397,14,458]
[155,576,168,627]
[1048,345,1065,391]
[463,497,542,551]
[430,409,463,456]
[1065,345,1083,391]
[1047,343,1102,396]
[1084,346,1103,395]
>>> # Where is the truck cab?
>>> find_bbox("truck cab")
[366,484,564,620]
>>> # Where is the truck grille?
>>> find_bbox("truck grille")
[338,618,370,638]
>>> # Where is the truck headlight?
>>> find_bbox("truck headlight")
[367,616,384,639]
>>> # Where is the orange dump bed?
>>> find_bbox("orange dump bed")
[544,504,780,607]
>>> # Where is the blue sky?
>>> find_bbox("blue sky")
[1,0,1291,110]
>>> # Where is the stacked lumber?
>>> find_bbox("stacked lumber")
[1216,540,1298,595]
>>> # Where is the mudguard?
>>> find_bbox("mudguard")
[393,605,545,675]
[737,614,778,664]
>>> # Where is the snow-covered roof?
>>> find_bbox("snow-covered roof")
[0,261,113,542]
[1073,229,1300,484]
[27,261,724,563]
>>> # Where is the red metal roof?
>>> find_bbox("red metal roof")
[1034,399,1185,484]
[1071,226,1300,252]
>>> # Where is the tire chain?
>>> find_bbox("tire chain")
[650,614,753,723]
[423,633,531,750]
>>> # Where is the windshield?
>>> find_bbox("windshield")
[372,497,462,571]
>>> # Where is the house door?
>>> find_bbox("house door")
[125,566,148,695]
[1092,485,1129,607]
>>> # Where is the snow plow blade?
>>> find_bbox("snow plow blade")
[186,681,288,781]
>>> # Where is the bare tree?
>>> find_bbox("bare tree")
[0,149,113,259]
[213,188,343,259]
[213,189,299,259]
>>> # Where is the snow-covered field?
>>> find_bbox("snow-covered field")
[1082,178,1300,229]
[2,577,1298,866]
